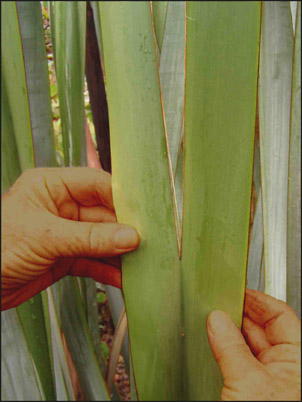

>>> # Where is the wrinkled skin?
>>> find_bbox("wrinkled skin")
[207,289,301,401]
[1,167,140,311]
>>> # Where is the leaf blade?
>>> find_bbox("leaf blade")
[182,3,261,399]
[99,2,182,399]
[59,278,110,401]
[1,1,35,171]
[1,309,43,401]
[52,1,86,166]
[259,1,294,300]
[16,1,56,167]
[287,1,301,318]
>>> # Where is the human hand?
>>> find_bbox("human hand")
[207,289,301,401]
[1,168,140,311]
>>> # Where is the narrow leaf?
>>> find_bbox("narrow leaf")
[16,1,56,167]
[1,309,43,401]
[247,138,263,290]
[17,298,55,401]
[247,192,264,290]
[287,1,301,318]
[1,1,34,171]
[50,9,109,397]
[105,286,129,372]
[1,80,21,195]
[46,288,76,401]
[51,1,86,166]
[259,2,294,300]
[60,278,110,401]
[90,1,105,69]
[85,278,107,375]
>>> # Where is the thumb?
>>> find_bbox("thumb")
[207,310,260,383]
[49,217,140,258]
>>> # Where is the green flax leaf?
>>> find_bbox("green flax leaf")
[46,288,76,401]
[1,79,21,195]
[59,278,110,401]
[182,3,261,399]
[17,298,55,401]
[90,1,105,69]
[105,286,129,373]
[100,2,182,400]
[16,1,56,167]
[1,1,34,172]
[1,310,43,401]
[51,1,86,166]
[100,2,261,400]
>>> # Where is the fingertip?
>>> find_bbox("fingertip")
[207,310,233,336]
[114,226,140,251]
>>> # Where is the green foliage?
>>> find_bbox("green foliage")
[183,3,260,399]
[97,292,106,304]
[101,342,110,361]
[100,2,261,400]
[1,1,300,400]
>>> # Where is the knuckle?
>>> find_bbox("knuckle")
[87,224,103,254]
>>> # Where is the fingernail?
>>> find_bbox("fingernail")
[114,227,139,249]
[208,310,230,336]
